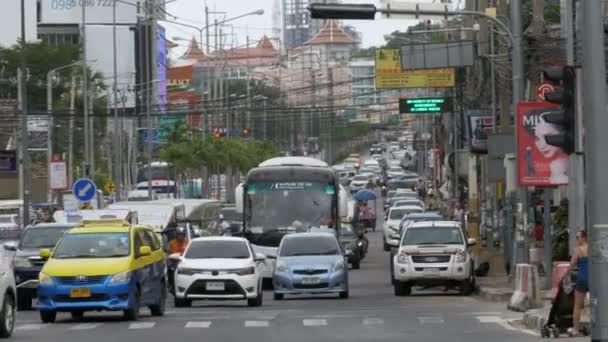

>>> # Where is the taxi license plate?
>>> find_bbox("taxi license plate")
[302,277,321,285]
[423,268,441,277]
[70,288,91,298]
[206,282,225,291]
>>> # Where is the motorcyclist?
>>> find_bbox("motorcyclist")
[356,223,369,255]
[366,177,375,189]
[426,190,439,211]
[168,227,189,255]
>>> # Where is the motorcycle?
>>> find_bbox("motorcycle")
[356,229,369,259]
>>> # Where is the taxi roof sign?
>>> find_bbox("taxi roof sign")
[79,219,130,227]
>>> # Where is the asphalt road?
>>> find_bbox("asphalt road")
[12,226,548,342]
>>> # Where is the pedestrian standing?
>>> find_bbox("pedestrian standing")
[453,203,464,225]
[568,230,589,337]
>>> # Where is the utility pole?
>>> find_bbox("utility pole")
[144,0,153,199]
[18,0,29,226]
[205,6,210,54]
[510,0,529,264]
[68,74,76,186]
[81,0,90,177]
[581,1,608,340]
[327,67,334,164]
[246,35,252,136]
[112,0,121,200]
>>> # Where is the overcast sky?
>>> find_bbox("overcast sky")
[163,0,464,57]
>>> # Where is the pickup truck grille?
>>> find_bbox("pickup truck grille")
[411,255,451,263]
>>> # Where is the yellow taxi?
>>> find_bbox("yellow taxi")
[36,220,166,322]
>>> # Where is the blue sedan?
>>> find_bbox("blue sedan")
[272,232,349,300]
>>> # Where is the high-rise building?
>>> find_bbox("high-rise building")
[282,0,341,50]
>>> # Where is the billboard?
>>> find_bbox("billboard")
[468,111,494,154]
[374,49,455,89]
[156,25,167,111]
[41,0,138,25]
[399,97,452,114]
[517,102,568,187]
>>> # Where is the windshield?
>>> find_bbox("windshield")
[220,208,241,222]
[137,166,171,182]
[20,227,72,248]
[389,167,403,172]
[390,208,422,220]
[185,240,250,259]
[246,181,336,235]
[402,227,464,246]
[279,235,340,256]
[353,175,368,181]
[53,233,130,259]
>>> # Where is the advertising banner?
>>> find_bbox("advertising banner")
[41,0,138,25]
[49,161,68,190]
[517,102,568,186]
[467,111,493,154]
[374,49,455,89]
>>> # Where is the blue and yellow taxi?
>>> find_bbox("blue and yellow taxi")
[36,220,167,322]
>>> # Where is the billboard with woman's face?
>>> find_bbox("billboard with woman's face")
[517,102,569,186]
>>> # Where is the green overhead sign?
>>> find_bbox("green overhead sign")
[399,97,452,114]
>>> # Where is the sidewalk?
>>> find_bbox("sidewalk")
[521,295,590,333]
[476,274,514,302]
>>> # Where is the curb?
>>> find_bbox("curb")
[521,307,591,332]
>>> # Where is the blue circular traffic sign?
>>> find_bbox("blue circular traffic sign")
[72,178,97,202]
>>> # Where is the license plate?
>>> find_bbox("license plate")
[423,268,441,277]
[301,277,321,285]
[205,282,225,291]
[70,288,91,298]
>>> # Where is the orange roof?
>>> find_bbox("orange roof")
[304,20,355,45]
[200,36,279,67]
[181,37,206,61]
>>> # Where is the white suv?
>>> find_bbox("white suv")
[383,206,423,251]
[174,237,265,307]
[392,221,475,296]
[0,256,16,337]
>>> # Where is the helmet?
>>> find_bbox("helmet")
[176,227,187,236]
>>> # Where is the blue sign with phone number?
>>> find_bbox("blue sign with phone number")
[51,0,114,11]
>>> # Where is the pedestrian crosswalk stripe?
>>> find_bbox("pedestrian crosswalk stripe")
[128,322,156,329]
[471,312,502,316]
[16,323,45,331]
[362,318,384,325]
[417,316,444,324]
[303,319,327,326]
[245,320,269,327]
[185,321,211,328]
[70,323,103,330]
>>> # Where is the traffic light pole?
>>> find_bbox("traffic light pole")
[581,1,608,340]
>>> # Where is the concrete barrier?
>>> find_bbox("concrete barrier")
[550,262,571,300]
[508,263,542,312]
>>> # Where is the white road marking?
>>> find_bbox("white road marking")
[16,324,46,331]
[303,319,328,326]
[477,316,505,323]
[185,321,211,328]
[362,318,384,325]
[70,323,103,330]
[470,312,503,316]
[128,322,156,329]
[417,316,445,324]
[245,320,269,327]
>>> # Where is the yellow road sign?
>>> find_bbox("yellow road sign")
[375,49,455,89]
[104,182,116,194]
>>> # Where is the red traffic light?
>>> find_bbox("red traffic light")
[242,128,250,136]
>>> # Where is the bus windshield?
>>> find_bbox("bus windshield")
[246,181,335,232]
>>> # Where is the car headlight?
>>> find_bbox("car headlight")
[455,251,467,263]
[39,272,53,285]
[231,267,255,276]
[275,260,288,273]
[110,270,132,284]
[332,260,345,272]
[389,233,400,240]
[13,256,33,268]
[396,252,410,265]
[389,225,399,232]
[177,267,195,276]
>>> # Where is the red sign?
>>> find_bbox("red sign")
[536,82,555,101]
[517,102,569,187]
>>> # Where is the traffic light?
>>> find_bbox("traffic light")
[213,131,221,139]
[242,128,250,137]
[541,65,576,154]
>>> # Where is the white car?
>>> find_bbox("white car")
[174,237,265,307]
[383,206,423,251]
[0,255,16,337]
[363,159,380,168]
[393,199,425,209]
[388,167,405,179]
[350,175,371,192]
[392,221,476,296]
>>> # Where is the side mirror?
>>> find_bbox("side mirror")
[139,246,152,257]
[467,238,477,247]
[3,242,17,251]
[254,252,266,262]
[40,248,51,260]
[168,253,182,261]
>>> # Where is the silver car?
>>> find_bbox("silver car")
[0,255,16,337]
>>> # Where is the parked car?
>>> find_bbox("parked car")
[37,220,167,322]
[392,221,476,296]
[173,237,265,307]
[273,232,348,299]
[3,223,78,310]
[0,255,16,337]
